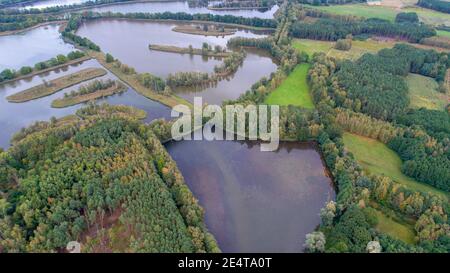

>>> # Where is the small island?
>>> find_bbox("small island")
[149,43,231,58]
[172,24,236,36]
[51,79,127,108]
[6,68,107,103]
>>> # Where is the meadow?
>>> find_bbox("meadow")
[305,3,450,26]
[373,208,416,244]
[293,38,394,60]
[407,73,449,110]
[342,132,449,199]
[265,63,314,108]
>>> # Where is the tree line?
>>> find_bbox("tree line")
[0,51,85,83]
[418,0,450,14]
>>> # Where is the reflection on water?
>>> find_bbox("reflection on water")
[76,19,277,104]
[0,24,75,71]
[166,140,335,253]
[0,59,171,149]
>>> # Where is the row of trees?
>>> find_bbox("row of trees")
[418,0,450,14]
[290,17,436,42]
[0,51,85,83]
[80,11,278,28]
[62,79,123,98]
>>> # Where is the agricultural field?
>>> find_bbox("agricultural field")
[305,3,450,26]
[265,63,314,108]
[342,132,449,199]
[437,30,450,38]
[407,73,449,110]
[293,38,394,60]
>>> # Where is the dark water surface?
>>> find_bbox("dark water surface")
[166,140,335,252]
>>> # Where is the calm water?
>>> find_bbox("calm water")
[0,58,171,149]
[16,0,278,19]
[166,140,335,252]
[88,1,279,19]
[76,19,277,104]
[0,24,75,71]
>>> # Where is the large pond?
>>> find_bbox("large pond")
[76,19,277,104]
[166,140,335,252]
[0,58,172,149]
[0,24,75,71]
[15,0,278,19]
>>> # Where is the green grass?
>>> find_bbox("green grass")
[305,4,398,22]
[373,209,416,244]
[293,38,394,60]
[343,132,449,199]
[305,4,450,26]
[293,39,334,57]
[265,63,314,108]
[437,30,450,38]
[407,73,449,110]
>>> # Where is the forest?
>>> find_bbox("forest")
[418,0,450,14]
[290,17,436,42]
[0,104,219,252]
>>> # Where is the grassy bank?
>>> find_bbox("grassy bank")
[6,68,107,103]
[51,82,127,108]
[149,44,230,57]
[89,51,191,108]
[343,132,449,199]
[407,73,449,110]
[265,63,314,108]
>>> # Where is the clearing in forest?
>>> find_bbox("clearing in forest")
[265,63,314,108]
[343,132,449,199]
[407,73,449,110]
[372,208,416,244]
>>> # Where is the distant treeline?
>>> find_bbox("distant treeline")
[80,11,278,28]
[0,51,86,83]
[418,0,450,14]
[293,0,365,5]
[290,17,436,42]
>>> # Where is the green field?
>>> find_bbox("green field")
[293,39,334,57]
[373,209,416,244]
[343,133,449,198]
[305,4,398,22]
[293,38,394,60]
[305,4,450,26]
[265,63,314,108]
[437,30,450,38]
[407,73,449,110]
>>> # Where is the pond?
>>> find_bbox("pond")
[76,19,277,104]
[166,140,335,252]
[0,58,172,149]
